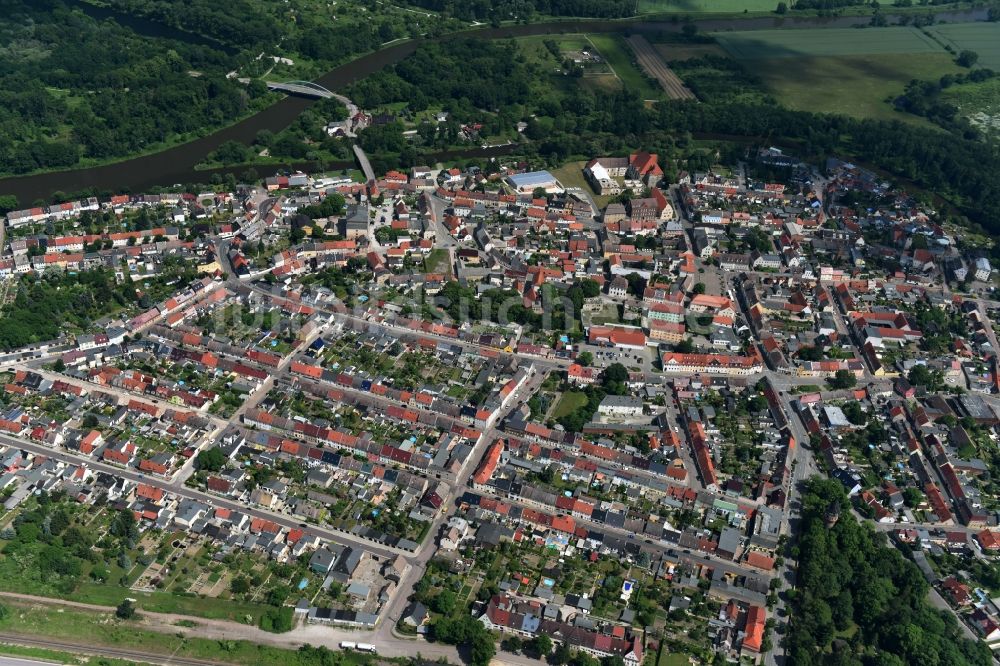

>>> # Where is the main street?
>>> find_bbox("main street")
[762,389,819,666]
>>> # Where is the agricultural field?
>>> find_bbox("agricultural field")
[707,27,962,123]
[638,0,778,13]
[941,76,1000,138]
[712,26,944,59]
[927,22,1000,69]
[754,53,962,123]
[653,39,729,61]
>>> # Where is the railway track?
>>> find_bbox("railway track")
[0,633,229,666]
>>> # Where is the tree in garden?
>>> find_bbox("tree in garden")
[116,599,136,620]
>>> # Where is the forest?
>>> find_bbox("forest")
[0,271,133,349]
[0,266,200,350]
[96,0,279,49]
[347,39,534,116]
[894,68,997,137]
[0,0,270,175]
[0,0,417,176]
[96,0,419,61]
[786,477,992,666]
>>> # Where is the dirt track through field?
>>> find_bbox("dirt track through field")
[625,34,697,100]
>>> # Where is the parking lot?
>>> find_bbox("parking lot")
[578,342,657,373]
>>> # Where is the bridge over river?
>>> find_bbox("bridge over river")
[265,80,336,98]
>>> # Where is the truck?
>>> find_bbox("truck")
[339,642,357,651]
[356,644,377,654]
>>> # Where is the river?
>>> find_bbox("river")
[62,0,238,54]
[0,5,989,203]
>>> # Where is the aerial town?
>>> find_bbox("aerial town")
[2,146,1000,666]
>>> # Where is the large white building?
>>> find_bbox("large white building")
[976,257,993,282]
[597,395,644,418]
[659,352,763,376]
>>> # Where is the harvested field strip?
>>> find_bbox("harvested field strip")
[926,23,1000,69]
[713,26,944,59]
[626,35,697,100]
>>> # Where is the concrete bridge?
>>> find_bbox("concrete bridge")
[265,80,363,139]
[353,145,375,182]
[265,80,335,99]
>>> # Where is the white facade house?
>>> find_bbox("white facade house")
[597,395,644,418]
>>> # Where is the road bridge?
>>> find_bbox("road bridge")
[353,144,375,182]
[265,80,334,98]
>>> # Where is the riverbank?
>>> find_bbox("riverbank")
[0,6,991,204]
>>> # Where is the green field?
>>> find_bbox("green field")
[587,34,664,99]
[638,0,777,13]
[708,26,960,124]
[551,160,611,208]
[0,642,153,666]
[654,40,729,61]
[424,248,452,276]
[754,52,961,123]
[927,23,1000,69]
[0,603,372,666]
[657,653,692,666]
[941,76,1000,137]
[552,391,589,419]
[516,34,622,96]
[713,26,944,58]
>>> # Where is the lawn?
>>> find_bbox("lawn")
[657,651,693,666]
[927,22,1000,69]
[713,26,944,59]
[586,34,664,100]
[751,52,961,123]
[552,391,589,419]
[551,160,610,208]
[424,248,452,276]
[517,34,620,94]
[638,0,777,13]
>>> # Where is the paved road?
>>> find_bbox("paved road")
[245,282,571,373]
[976,300,1000,356]
[0,654,59,666]
[0,431,406,561]
[353,145,375,182]
[763,391,819,666]
[0,352,545,660]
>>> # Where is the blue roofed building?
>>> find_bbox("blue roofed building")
[506,171,562,194]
